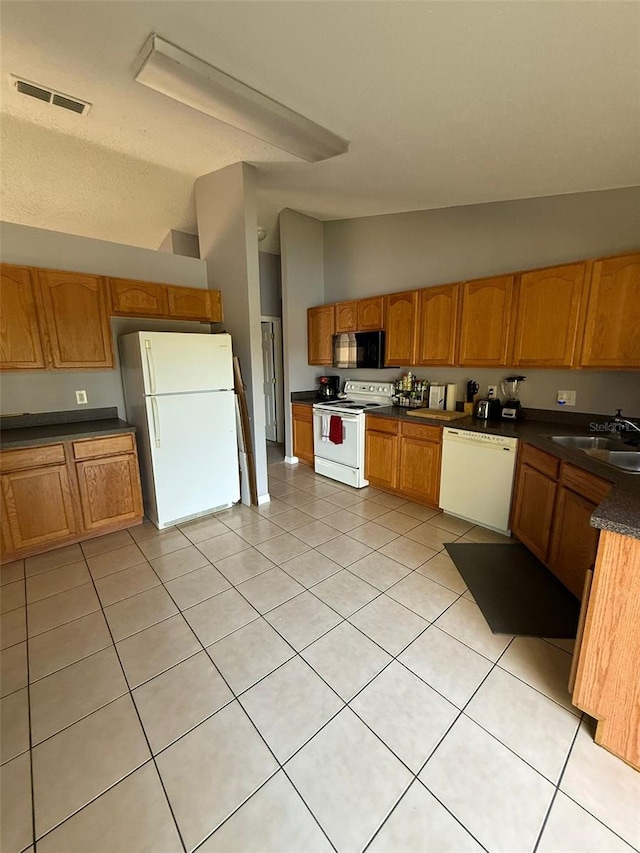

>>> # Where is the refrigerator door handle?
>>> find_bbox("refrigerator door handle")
[151,397,161,447]
[144,339,157,394]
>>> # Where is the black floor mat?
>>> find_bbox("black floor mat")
[445,542,580,638]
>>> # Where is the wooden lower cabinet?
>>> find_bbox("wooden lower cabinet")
[0,433,143,562]
[365,417,441,505]
[292,404,314,466]
[398,424,441,505]
[365,425,399,490]
[1,464,77,552]
[547,486,601,598]
[76,454,143,531]
[511,442,612,598]
[511,463,557,562]
[572,530,640,769]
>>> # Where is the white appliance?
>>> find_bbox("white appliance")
[313,381,395,487]
[439,428,518,534]
[119,332,240,529]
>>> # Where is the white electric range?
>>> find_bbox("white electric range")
[313,381,395,487]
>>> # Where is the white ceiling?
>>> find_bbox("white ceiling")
[1,1,639,255]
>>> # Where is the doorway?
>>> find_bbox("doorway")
[261,317,284,444]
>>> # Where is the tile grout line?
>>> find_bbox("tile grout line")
[21,566,37,853]
[146,540,340,853]
[7,474,596,852]
[28,550,191,853]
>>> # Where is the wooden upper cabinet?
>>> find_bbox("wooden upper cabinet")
[357,296,385,331]
[416,283,459,366]
[384,290,418,366]
[36,270,114,369]
[307,305,334,365]
[580,253,640,369]
[334,300,358,333]
[167,286,223,322]
[457,275,515,366]
[0,264,46,370]
[109,278,169,317]
[512,263,586,368]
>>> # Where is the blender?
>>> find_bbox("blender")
[501,375,526,420]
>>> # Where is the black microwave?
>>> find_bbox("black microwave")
[333,331,385,369]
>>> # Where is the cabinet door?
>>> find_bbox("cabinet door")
[167,286,223,322]
[334,301,358,333]
[109,278,169,317]
[0,264,46,370]
[548,486,600,598]
[512,263,586,367]
[37,270,114,369]
[510,463,557,562]
[357,297,385,331]
[292,405,314,465]
[416,284,459,366]
[76,453,143,531]
[307,305,334,365]
[384,291,418,366]
[365,429,398,489]
[398,436,441,505]
[1,465,76,552]
[457,275,514,366]
[580,253,640,368]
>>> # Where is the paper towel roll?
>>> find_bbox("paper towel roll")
[445,384,458,411]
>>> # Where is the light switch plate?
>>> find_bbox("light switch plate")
[75,390,88,405]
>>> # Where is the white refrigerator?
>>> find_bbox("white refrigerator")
[119,332,240,529]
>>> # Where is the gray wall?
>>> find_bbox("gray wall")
[0,222,210,417]
[1,221,207,285]
[322,187,640,417]
[195,163,268,500]
[323,186,640,297]
[259,251,282,318]
[280,209,326,458]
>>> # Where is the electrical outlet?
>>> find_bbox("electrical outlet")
[75,390,88,405]
[557,390,576,407]
[487,385,498,398]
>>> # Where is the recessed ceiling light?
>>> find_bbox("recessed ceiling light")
[133,34,349,163]
[11,75,91,115]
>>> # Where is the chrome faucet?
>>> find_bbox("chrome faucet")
[613,409,640,434]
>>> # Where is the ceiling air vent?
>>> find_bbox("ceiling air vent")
[11,76,91,115]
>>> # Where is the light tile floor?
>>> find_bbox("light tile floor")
[1,458,639,853]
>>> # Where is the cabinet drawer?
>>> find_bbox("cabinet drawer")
[366,416,399,435]
[1,444,66,472]
[73,433,135,460]
[291,404,313,423]
[560,463,612,505]
[400,422,441,442]
[520,443,560,479]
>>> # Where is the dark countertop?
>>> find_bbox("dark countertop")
[1,408,136,449]
[366,406,640,541]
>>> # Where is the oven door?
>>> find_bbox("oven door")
[313,410,362,468]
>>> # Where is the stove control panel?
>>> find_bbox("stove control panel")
[343,381,395,399]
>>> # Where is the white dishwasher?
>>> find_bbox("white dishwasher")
[439,428,519,535]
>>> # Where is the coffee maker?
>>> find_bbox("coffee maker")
[318,375,340,400]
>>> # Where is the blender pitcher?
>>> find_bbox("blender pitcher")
[501,375,526,420]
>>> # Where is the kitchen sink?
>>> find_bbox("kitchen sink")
[595,452,640,473]
[548,435,624,450]
[547,435,640,474]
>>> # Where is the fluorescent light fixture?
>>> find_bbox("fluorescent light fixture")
[133,34,350,163]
